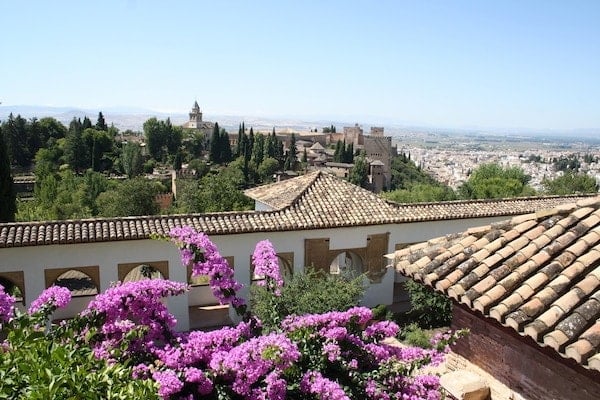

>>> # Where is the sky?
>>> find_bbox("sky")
[1,1,599,131]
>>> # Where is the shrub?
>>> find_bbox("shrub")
[0,286,158,399]
[404,279,453,328]
[399,322,432,348]
[250,267,366,330]
[0,228,464,399]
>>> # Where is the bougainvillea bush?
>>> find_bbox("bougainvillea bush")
[0,226,463,399]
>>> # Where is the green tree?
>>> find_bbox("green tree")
[96,178,163,217]
[209,122,221,164]
[187,159,209,179]
[349,153,369,188]
[82,116,93,130]
[144,117,165,161]
[389,154,439,190]
[542,172,598,195]
[64,118,88,171]
[459,163,536,199]
[251,133,265,168]
[164,119,182,158]
[383,183,456,203]
[175,169,252,213]
[95,111,108,131]
[219,127,233,163]
[38,117,67,146]
[2,113,31,167]
[0,126,16,222]
[258,157,279,182]
[287,133,298,170]
[82,128,113,172]
[121,142,143,178]
[333,140,343,163]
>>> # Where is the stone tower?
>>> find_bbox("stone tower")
[188,101,203,129]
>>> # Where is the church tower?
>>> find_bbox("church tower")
[188,101,203,129]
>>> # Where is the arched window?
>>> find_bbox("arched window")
[123,264,165,282]
[251,254,293,284]
[329,251,363,276]
[0,277,23,303]
[54,270,99,297]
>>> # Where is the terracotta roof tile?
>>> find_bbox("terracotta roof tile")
[2,172,589,249]
[392,196,600,372]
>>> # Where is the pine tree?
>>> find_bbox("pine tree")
[0,126,16,222]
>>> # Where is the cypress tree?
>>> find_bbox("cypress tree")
[236,123,243,157]
[219,128,232,163]
[345,142,354,163]
[288,133,297,170]
[210,123,221,164]
[82,116,93,130]
[333,140,343,163]
[0,126,16,222]
[95,112,108,131]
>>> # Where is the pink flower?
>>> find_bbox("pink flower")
[0,285,15,324]
[252,240,283,295]
[28,285,71,314]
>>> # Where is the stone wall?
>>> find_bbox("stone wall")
[450,305,600,400]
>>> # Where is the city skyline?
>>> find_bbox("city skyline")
[1,1,599,131]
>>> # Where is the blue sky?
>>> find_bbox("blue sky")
[1,1,599,130]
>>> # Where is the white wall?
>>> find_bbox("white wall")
[0,215,510,331]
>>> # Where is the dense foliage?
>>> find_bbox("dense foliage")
[250,267,366,331]
[458,163,536,199]
[403,280,453,329]
[0,127,16,222]
[542,172,598,195]
[0,227,463,399]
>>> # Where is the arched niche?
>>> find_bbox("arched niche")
[0,272,25,303]
[329,251,364,276]
[44,266,100,297]
[54,269,99,297]
[122,264,165,282]
[251,252,294,283]
[187,256,234,286]
[118,261,168,282]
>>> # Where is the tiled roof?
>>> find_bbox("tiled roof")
[391,196,600,372]
[0,171,593,248]
[244,172,319,210]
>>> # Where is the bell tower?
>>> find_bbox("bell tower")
[188,101,203,128]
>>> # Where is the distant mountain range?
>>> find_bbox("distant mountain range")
[0,104,362,133]
[1,105,599,140]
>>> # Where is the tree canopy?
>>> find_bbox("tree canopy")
[0,127,16,222]
[458,163,536,199]
[542,172,598,195]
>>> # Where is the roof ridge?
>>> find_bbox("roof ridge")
[388,193,598,208]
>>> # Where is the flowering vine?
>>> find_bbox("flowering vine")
[252,239,284,295]
[169,226,247,316]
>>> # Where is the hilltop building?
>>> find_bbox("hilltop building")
[326,124,396,191]
[182,101,214,135]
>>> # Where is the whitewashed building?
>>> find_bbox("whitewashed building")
[0,171,590,331]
